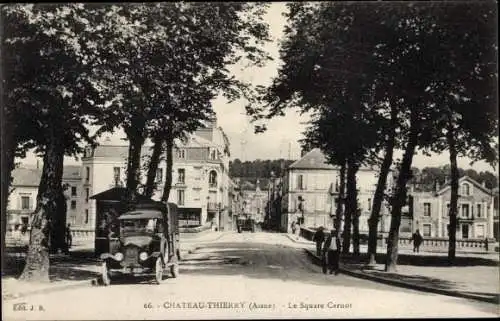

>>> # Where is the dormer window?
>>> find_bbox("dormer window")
[210,149,217,160]
[461,183,470,196]
[177,149,186,159]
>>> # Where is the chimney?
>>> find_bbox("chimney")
[435,180,440,193]
[482,181,486,188]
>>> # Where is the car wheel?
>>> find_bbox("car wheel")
[170,263,179,278]
[154,257,164,284]
[101,262,111,286]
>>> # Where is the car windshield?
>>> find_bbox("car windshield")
[120,218,159,235]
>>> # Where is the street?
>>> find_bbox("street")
[4,232,498,320]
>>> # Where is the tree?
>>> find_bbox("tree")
[411,2,497,265]
[251,2,397,256]
[2,4,107,281]
[90,3,272,202]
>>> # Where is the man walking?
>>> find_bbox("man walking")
[64,223,73,254]
[313,227,325,256]
[323,229,341,275]
[412,229,423,253]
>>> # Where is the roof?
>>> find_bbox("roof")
[437,175,493,195]
[12,165,82,186]
[119,209,162,220]
[289,148,338,170]
[288,148,380,171]
[90,187,151,201]
[11,168,42,187]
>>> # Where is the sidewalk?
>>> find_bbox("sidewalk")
[2,250,100,301]
[288,234,499,304]
[2,231,225,301]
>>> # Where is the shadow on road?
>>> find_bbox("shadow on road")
[3,249,100,282]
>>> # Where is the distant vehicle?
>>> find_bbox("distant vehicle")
[236,213,256,233]
[99,201,180,285]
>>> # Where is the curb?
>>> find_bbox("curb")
[3,278,98,301]
[304,249,499,305]
[284,233,314,245]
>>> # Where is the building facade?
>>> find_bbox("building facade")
[239,179,269,224]
[81,118,231,229]
[7,165,87,230]
[279,148,392,234]
[409,176,496,240]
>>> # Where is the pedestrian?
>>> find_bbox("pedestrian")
[322,229,341,275]
[412,229,423,253]
[291,221,297,235]
[313,227,325,256]
[65,223,73,253]
[295,220,302,240]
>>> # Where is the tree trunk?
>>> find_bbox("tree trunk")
[125,131,145,202]
[447,121,459,265]
[20,132,64,282]
[1,115,16,258]
[367,106,397,265]
[334,160,346,232]
[342,161,353,255]
[385,117,419,272]
[144,134,165,198]
[161,128,174,203]
[347,158,360,255]
[49,190,67,254]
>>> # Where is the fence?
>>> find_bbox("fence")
[300,227,495,252]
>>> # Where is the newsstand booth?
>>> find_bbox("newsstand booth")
[90,187,152,256]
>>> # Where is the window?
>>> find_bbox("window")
[70,200,77,210]
[85,167,90,182]
[177,190,185,205]
[71,186,77,197]
[446,203,450,216]
[476,225,485,238]
[210,149,217,160]
[461,183,470,196]
[367,198,372,211]
[85,209,89,224]
[85,188,90,203]
[461,204,469,218]
[113,167,121,184]
[209,170,217,187]
[423,224,431,237]
[178,169,185,184]
[297,174,304,190]
[156,168,163,183]
[177,149,186,159]
[423,203,431,216]
[21,196,30,210]
[315,195,325,211]
[476,204,482,218]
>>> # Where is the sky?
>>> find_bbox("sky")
[18,3,497,173]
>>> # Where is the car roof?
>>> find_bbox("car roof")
[118,209,163,220]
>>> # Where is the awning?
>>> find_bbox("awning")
[119,209,163,220]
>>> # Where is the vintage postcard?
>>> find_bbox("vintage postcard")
[2,2,498,320]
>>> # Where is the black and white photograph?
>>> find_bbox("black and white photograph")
[1,1,498,319]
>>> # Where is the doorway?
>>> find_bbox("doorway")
[461,224,469,239]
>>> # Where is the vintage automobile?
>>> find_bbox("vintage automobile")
[236,213,256,233]
[100,201,180,285]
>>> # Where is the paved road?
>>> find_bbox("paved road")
[3,232,497,320]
